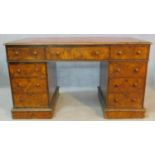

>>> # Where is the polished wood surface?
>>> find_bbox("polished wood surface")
[5,37,151,119]
[5,37,151,45]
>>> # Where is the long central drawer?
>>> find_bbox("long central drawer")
[46,46,110,60]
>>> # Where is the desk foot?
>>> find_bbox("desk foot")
[12,87,59,119]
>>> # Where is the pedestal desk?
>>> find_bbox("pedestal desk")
[5,37,151,119]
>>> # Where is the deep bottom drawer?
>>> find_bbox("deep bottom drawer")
[13,93,49,108]
[107,93,143,109]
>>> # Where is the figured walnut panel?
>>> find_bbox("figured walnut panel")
[7,47,45,61]
[9,63,46,78]
[11,78,48,93]
[46,46,109,60]
[108,78,145,93]
[13,93,49,108]
[109,62,147,78]
[110,45,149,60]
[75,46,109,60]
[107,93,143,109]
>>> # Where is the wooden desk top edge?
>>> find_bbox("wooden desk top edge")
[5,37,152,46]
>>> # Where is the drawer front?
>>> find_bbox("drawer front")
[9,63,46,78]
[46,46,109,60]
[108,93,143,109]
[13,93,49,108]
[46,47,74,60]
[110,45,149,60]
[109,62,147,78]
[108,78,145,93]
[7,47,45,60]
[11,78,48,93]
[75,46,109,60]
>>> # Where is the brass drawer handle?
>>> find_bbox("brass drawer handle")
[114,98,119,103]
[36,83,40,87]
[134,68,139,72]
[136,50,142,55]
[56,51,60,55]
[35,67,39,72]
[133,83,138,87]
[114,84,119,88]
[16,68,21,73]
[17,83,22,87]
[15,51,19,55]
[117,51,123,55]
[116,68,121,72]
[95,51,100,55]
[131,98,136,102]
[33,51,38,55]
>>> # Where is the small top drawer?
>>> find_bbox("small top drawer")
[109,62,147,78]
[7,47,45,61]
[110,45,149,60]
[76,46,109,60]
[46,47,74,60]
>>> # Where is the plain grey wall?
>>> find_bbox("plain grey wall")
[0,34,155,89]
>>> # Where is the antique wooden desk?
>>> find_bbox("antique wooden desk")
[5,37,151,119]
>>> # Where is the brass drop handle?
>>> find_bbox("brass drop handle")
[117,51,123,55]
[134,68,139,72]
[17,68,21,73]
[33,51,38,55]
[15,51,19,55]
[136,50,142,55]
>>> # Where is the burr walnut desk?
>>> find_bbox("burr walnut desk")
[5,37,151,119]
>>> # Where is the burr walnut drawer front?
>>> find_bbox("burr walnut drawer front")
[11,78,48,93]
[46,47,74,60]
[7,47,45,60]
[9,63,46,78]
[108,78,145,93]
[46,46,109,60]
[109,62,147,78]
[110,45,149,60]
[75,46,109,60]
[108,93,143,109]
[13,93,49,108]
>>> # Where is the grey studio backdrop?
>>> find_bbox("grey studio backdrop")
[0,34,155,89]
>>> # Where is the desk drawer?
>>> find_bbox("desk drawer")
[108,78,145,93]
[7,47,45,61]
[11,78,48,93]
[75,47,109,60]
[9,63,46,78]
[110,45,149,60]
[46,46,109,60]
[108,93,143,109]
[109,62,147,78]
[46,47,74,60]
[13,93,49,108]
